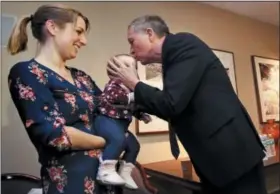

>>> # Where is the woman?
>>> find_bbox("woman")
[7,4,106,194]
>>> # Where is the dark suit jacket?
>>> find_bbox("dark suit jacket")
[134,33,265,187]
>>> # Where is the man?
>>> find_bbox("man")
[107,15,267,194]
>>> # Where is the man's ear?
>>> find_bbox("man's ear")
[146,28,155,42]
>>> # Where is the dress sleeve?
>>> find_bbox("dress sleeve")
[8,63,71,152]
[91,80,102,96]
[100,80,129,105]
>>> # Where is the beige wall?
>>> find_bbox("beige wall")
[1,2,279,176]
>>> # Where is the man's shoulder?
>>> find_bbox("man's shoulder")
[165,32,202,46]
[162,32,204,59]
[174,32,197,38]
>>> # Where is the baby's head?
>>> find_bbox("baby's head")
[108,54,137,69]
[107,54,138,80]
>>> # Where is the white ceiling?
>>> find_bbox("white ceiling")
[201,2,279,26]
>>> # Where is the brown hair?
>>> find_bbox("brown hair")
[7,4,90,55]
[128,15,170,38]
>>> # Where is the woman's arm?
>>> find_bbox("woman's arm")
[64,126,105,150]
[8,63,105,151]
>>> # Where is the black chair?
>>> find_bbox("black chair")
[1,164,158,194]
[1,173,41,194]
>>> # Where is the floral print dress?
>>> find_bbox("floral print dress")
[8,59,107,194]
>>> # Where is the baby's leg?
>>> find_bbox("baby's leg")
[119,131,141,189]
[94,115,127,186]
[122,131,140,164]
[94,115,126,160]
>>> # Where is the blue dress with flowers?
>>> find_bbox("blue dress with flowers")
[8,59,112,194]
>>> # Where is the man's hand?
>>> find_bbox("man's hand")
[107,57,140,90]
[141,114,152,124]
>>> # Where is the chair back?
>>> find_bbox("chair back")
[1,173,41,194]
[128,162,158,194]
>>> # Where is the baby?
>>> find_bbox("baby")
[94,54,151,189]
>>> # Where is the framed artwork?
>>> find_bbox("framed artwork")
[135,63,169,135]
[212,49,238,94]
[1,14,17,47]
[251,56,279,123]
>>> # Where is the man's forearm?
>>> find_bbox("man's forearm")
[133,82,173,121]
[128,90,168,121]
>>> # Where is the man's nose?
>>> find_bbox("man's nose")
[130,48,135,57]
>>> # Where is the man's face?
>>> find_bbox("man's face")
[127,27,154,65]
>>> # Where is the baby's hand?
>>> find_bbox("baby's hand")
[142,114,152,124]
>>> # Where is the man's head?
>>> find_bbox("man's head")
[127,15,170,65]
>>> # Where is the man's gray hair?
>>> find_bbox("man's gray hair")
[128,15,170,37]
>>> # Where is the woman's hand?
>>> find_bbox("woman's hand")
[97,136,106,148]
[64,126,106,150]
[107,57,140,90]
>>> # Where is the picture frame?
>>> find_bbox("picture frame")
[1,14,17,47]
[135,62,169,135]
[212,49,238,94]
[251,55,279,123]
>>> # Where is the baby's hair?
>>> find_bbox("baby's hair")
[107,54,140,80]
[114,54,138,70]
[114,53,132,58]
